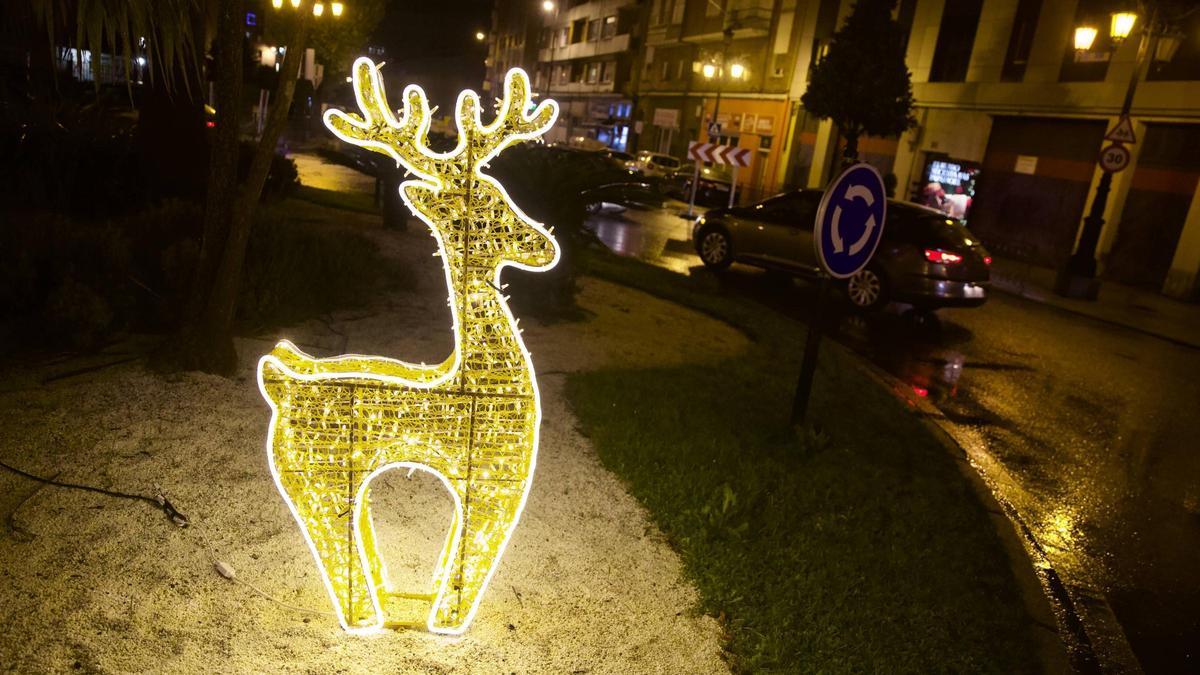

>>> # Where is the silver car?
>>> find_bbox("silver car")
[692,189,992,310]
[634,151,682,178]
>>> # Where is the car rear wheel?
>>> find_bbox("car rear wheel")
[697,227,733,270]
[846,266,889,311]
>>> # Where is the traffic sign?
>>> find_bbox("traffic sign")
[687,141,752,167]
[1099,143,1131,173]
[707,122,721,137]
[1104,115,1137,144]
[814,163,887,279]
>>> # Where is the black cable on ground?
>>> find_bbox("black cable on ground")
[1,458,334,616]
[0,458,189,527]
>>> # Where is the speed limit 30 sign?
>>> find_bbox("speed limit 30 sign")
[1099,143,1131,173]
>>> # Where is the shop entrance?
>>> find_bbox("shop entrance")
[971,116,1106,267]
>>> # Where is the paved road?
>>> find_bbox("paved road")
[587,203,1200,673]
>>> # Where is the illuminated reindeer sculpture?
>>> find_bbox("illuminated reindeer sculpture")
[257,57,559,635]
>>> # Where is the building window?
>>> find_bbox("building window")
[707,0,723,18]
[928,0,983,82]
[676,59,685,80]
[602,15,617,38]
[587,62,600,83]
[571,19,586,44]
[601,60,615,83]
[557,27,569,48]
[1001,0,1042,81]
[588,18,602,41]
[651,0,665,26]
[661,59,672,81]
[558,64,570,84]
[671,0,685,24]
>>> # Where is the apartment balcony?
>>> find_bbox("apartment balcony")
[545,79,620,95]
[682,0,772,43]
[646,24,683,45]
[539,33,631,62]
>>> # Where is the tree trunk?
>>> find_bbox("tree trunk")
[169,0,244,373]
[841,131,860,168]
[172,5,310,374]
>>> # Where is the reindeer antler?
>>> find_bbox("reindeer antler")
[324,57,438,177]
[455,68,558,163]
[324,58,558,179]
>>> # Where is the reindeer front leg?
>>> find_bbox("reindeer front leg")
[428,396,538,633]
[431,478,529,633]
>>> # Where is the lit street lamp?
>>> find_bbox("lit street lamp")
[1060,3,1181,298]
[1074,25,1098,50]
[261,0,343,135]
[476,31,486,42]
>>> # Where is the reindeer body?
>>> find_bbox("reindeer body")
[257,58,559,634]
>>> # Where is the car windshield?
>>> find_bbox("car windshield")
[608,151,634,161]
[651,156,680,169]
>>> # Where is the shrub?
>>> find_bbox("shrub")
[238,206,399,326]
[0,199,394,352]
[239,141,300,202]
[488,144,631,319]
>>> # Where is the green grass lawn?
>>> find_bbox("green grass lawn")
[294,184,379,214]
[566,251,1040,672]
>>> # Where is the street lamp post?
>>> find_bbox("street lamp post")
[705,27,736,142]
[1059,6,1161,298]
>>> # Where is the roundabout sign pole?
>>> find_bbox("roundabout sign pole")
[791,163,888,425]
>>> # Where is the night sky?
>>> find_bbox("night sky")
[370,0,493,109]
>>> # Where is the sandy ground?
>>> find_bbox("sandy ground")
[0,207,747,673]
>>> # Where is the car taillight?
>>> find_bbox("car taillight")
[983,255,993,266]
[924,248,963,265]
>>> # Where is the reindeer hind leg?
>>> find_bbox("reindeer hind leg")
[274,466,382,630]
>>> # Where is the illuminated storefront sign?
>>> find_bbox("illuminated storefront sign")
[920,156,980,223]
[258,57,559,635]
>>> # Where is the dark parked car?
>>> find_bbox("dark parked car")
[667,163,733,207]
[581,181,666,213]
[692,189,992,310]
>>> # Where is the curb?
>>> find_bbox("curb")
[825,341,1099,672]
[989,276,1200,351]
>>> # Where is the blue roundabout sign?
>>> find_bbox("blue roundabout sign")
[814,163,887,279]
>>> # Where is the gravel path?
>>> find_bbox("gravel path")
[0,211,746,673]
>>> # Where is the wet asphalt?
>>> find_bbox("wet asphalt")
[586,203,1200,673]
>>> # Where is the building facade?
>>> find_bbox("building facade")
[487,0,1200,300]
[487,0,646,151]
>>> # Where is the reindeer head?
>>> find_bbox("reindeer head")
[324,58,560,272]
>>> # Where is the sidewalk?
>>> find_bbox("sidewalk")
[989,257,1200,349]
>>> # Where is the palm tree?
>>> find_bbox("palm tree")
[25,0,384,374]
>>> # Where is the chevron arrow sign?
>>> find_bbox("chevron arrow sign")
[688,141,752,167]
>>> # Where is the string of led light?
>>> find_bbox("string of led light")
[258,57,559,635]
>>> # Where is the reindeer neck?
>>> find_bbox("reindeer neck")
[445,260,531,393]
